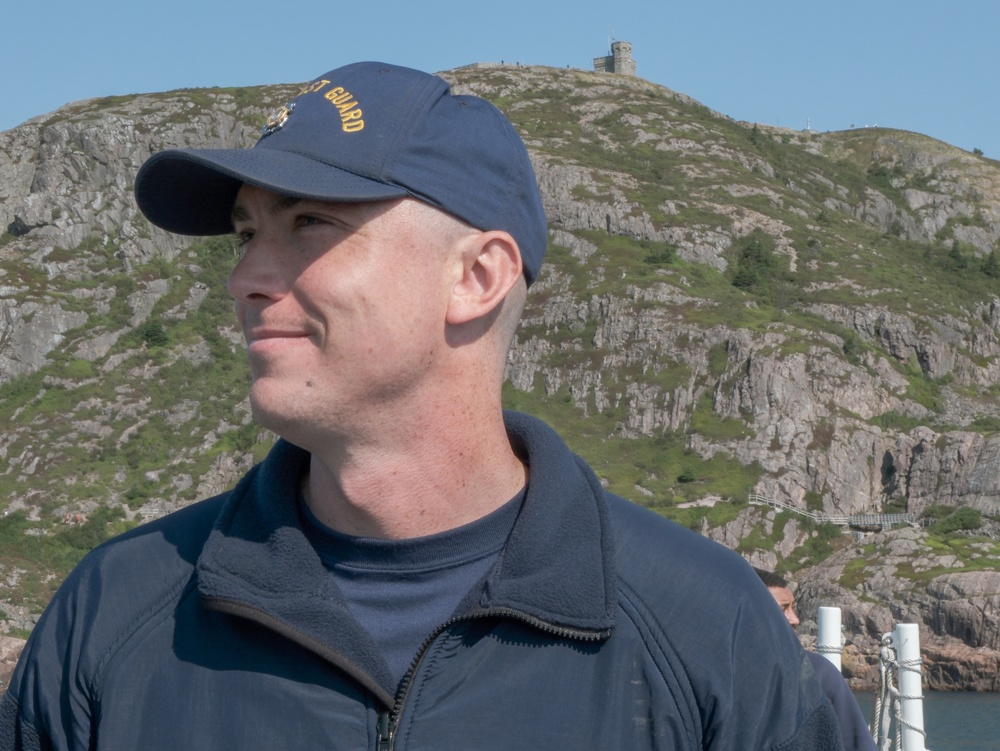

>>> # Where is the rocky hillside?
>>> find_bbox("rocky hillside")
[2,64,1000,690]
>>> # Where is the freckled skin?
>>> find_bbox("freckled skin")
[226,186,453,448]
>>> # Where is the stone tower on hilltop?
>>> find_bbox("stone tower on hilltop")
[593,41,636,76]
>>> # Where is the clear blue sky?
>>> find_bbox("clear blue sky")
[3,0,998,158]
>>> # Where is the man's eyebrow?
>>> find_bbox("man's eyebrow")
[230,194,303,225]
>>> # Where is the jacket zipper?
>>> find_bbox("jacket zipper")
[374,607,611,750]
[206,596,604,749]
[376,711,395,751]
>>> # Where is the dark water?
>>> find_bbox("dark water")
[854,691,1000,751]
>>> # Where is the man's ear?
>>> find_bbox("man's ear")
[446,231,523,325]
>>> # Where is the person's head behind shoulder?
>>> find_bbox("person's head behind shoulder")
[753,567,801,630]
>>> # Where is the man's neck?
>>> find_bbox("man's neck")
[301,410,526,539]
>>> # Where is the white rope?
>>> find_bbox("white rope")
[869,635,931,751]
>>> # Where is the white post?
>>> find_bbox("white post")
[892,623,926,751]
[817,606,842,671]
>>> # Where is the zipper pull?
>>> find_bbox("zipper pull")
[376,711,396,751]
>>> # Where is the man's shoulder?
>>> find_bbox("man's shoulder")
[36,441,299,647]
[39,493,229,639]
[806,651,851,693]
[604,493,752,587]
[9,492,233,706]
[602,493,785,646]
[599,494,841,748]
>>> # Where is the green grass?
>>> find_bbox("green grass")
[840,552,873,591]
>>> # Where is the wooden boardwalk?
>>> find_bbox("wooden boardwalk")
[747,493,919,531]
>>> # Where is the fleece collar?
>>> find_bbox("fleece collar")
[474,411,617,631]
[195,411,617,698]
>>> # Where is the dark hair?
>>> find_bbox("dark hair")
[752,567,789,589]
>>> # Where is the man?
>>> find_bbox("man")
[755,568,878,751]
[1,61,842,749]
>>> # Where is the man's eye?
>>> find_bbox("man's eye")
[234,232,253,257]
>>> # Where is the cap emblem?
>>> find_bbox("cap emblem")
[261,102,295,138]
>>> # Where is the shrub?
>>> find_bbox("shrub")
[139,319,169,348]
[731,232,780,292]
[981,250,1000,279]
[930,507,982,534]
[921,504,952,521]
[643,245,677,266]
[842,331,864,364]
[804,491,824,513]
[945,244,969,272]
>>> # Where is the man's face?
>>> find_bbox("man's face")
[226,184,458,445]
[767,586,800,629]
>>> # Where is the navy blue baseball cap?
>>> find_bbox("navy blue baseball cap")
[135,61,548,285]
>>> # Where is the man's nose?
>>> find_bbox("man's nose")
[227,234,286,305]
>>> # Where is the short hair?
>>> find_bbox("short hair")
[752,567,789,589]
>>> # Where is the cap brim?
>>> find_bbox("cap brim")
[135,149,410,236]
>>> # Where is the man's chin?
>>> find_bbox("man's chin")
[248,391,298,437]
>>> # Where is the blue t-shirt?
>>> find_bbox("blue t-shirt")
[300,490,525,686]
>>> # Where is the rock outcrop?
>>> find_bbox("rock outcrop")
[2,65,1000,689]
[0,636,25,696]
[717,514,1000,691]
